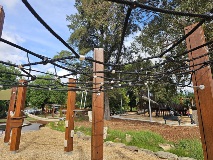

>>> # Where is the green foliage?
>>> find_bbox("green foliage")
[0,101,8,118]
[0,63,20,89]
[108,88,129,112]
[0,63,20,118]
[66,0,142,62]
[169,139,203,160]
[27,74,67,109]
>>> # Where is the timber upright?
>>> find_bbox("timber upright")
[92,48,104,160]
[0,5,5,37]
[4,87,17,143]
[64,78,76,152]
[185,24,213,160]
[10,80,28,152]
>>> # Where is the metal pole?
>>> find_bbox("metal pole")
[147,85,152,122]
[84,91,88,109]
[80,91,84,109]
[120,96,123,114]
[145,83,152,122]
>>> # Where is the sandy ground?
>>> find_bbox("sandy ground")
[0,113,200,160]
[0,127,161,160]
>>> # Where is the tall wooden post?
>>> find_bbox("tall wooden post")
[185,24,213,160]
[64,78,76,152]
[10,80,27,152]
[4,87,17,143]
[91,48,104,160]
[0,5,5,37]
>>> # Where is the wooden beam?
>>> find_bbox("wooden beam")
[185,24,213,160]
[10,80,27,152]
[91,48,104,160]
[4,87,17,143]
[64,78,76,152]
[0,5,5,37]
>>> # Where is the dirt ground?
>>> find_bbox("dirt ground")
[75,115,200,142]
[0,114,201,160]
[0,127,162,160]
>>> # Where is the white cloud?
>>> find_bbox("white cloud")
[57,69,75,83]
[29,64,74,83]
[0,0,18,9]
[0,0,77,72]
[0,31,27,64]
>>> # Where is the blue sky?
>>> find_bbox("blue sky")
[0,0,77,77]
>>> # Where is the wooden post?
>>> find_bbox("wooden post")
[0,5,5,37]
[10,80,27,152]
[64,78,76,152]
[4,87,17,143]
[185,24,213,160]
[91,48,104,160]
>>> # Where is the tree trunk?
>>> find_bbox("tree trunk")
[104,92,111,120]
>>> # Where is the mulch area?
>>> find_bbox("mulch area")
[75,118,200,142]
[30,114,201,143]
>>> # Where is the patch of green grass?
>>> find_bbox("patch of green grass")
[106,129,165,152]
[75,126,91,136]
[47,121,92,135]
[105,129,126,143]
[127,131,166,152]
[0,119,6,123]
[47,121,66,132]
[169,139,204,160]
[25,117,37,122]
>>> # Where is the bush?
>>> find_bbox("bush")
[0,101,8,118]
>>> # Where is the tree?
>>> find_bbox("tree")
[26,74,67,111]
[108,88,129,114]
[60,0,143,119]
[132,0,213,103]
[0,63,20,118]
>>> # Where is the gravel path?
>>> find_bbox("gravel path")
[0,127,162,160]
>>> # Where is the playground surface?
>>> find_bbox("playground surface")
[0,127,161,160]
[0,114,200,159]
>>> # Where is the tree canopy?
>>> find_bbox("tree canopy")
[26,74,67,111]
[0,63,20,118]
